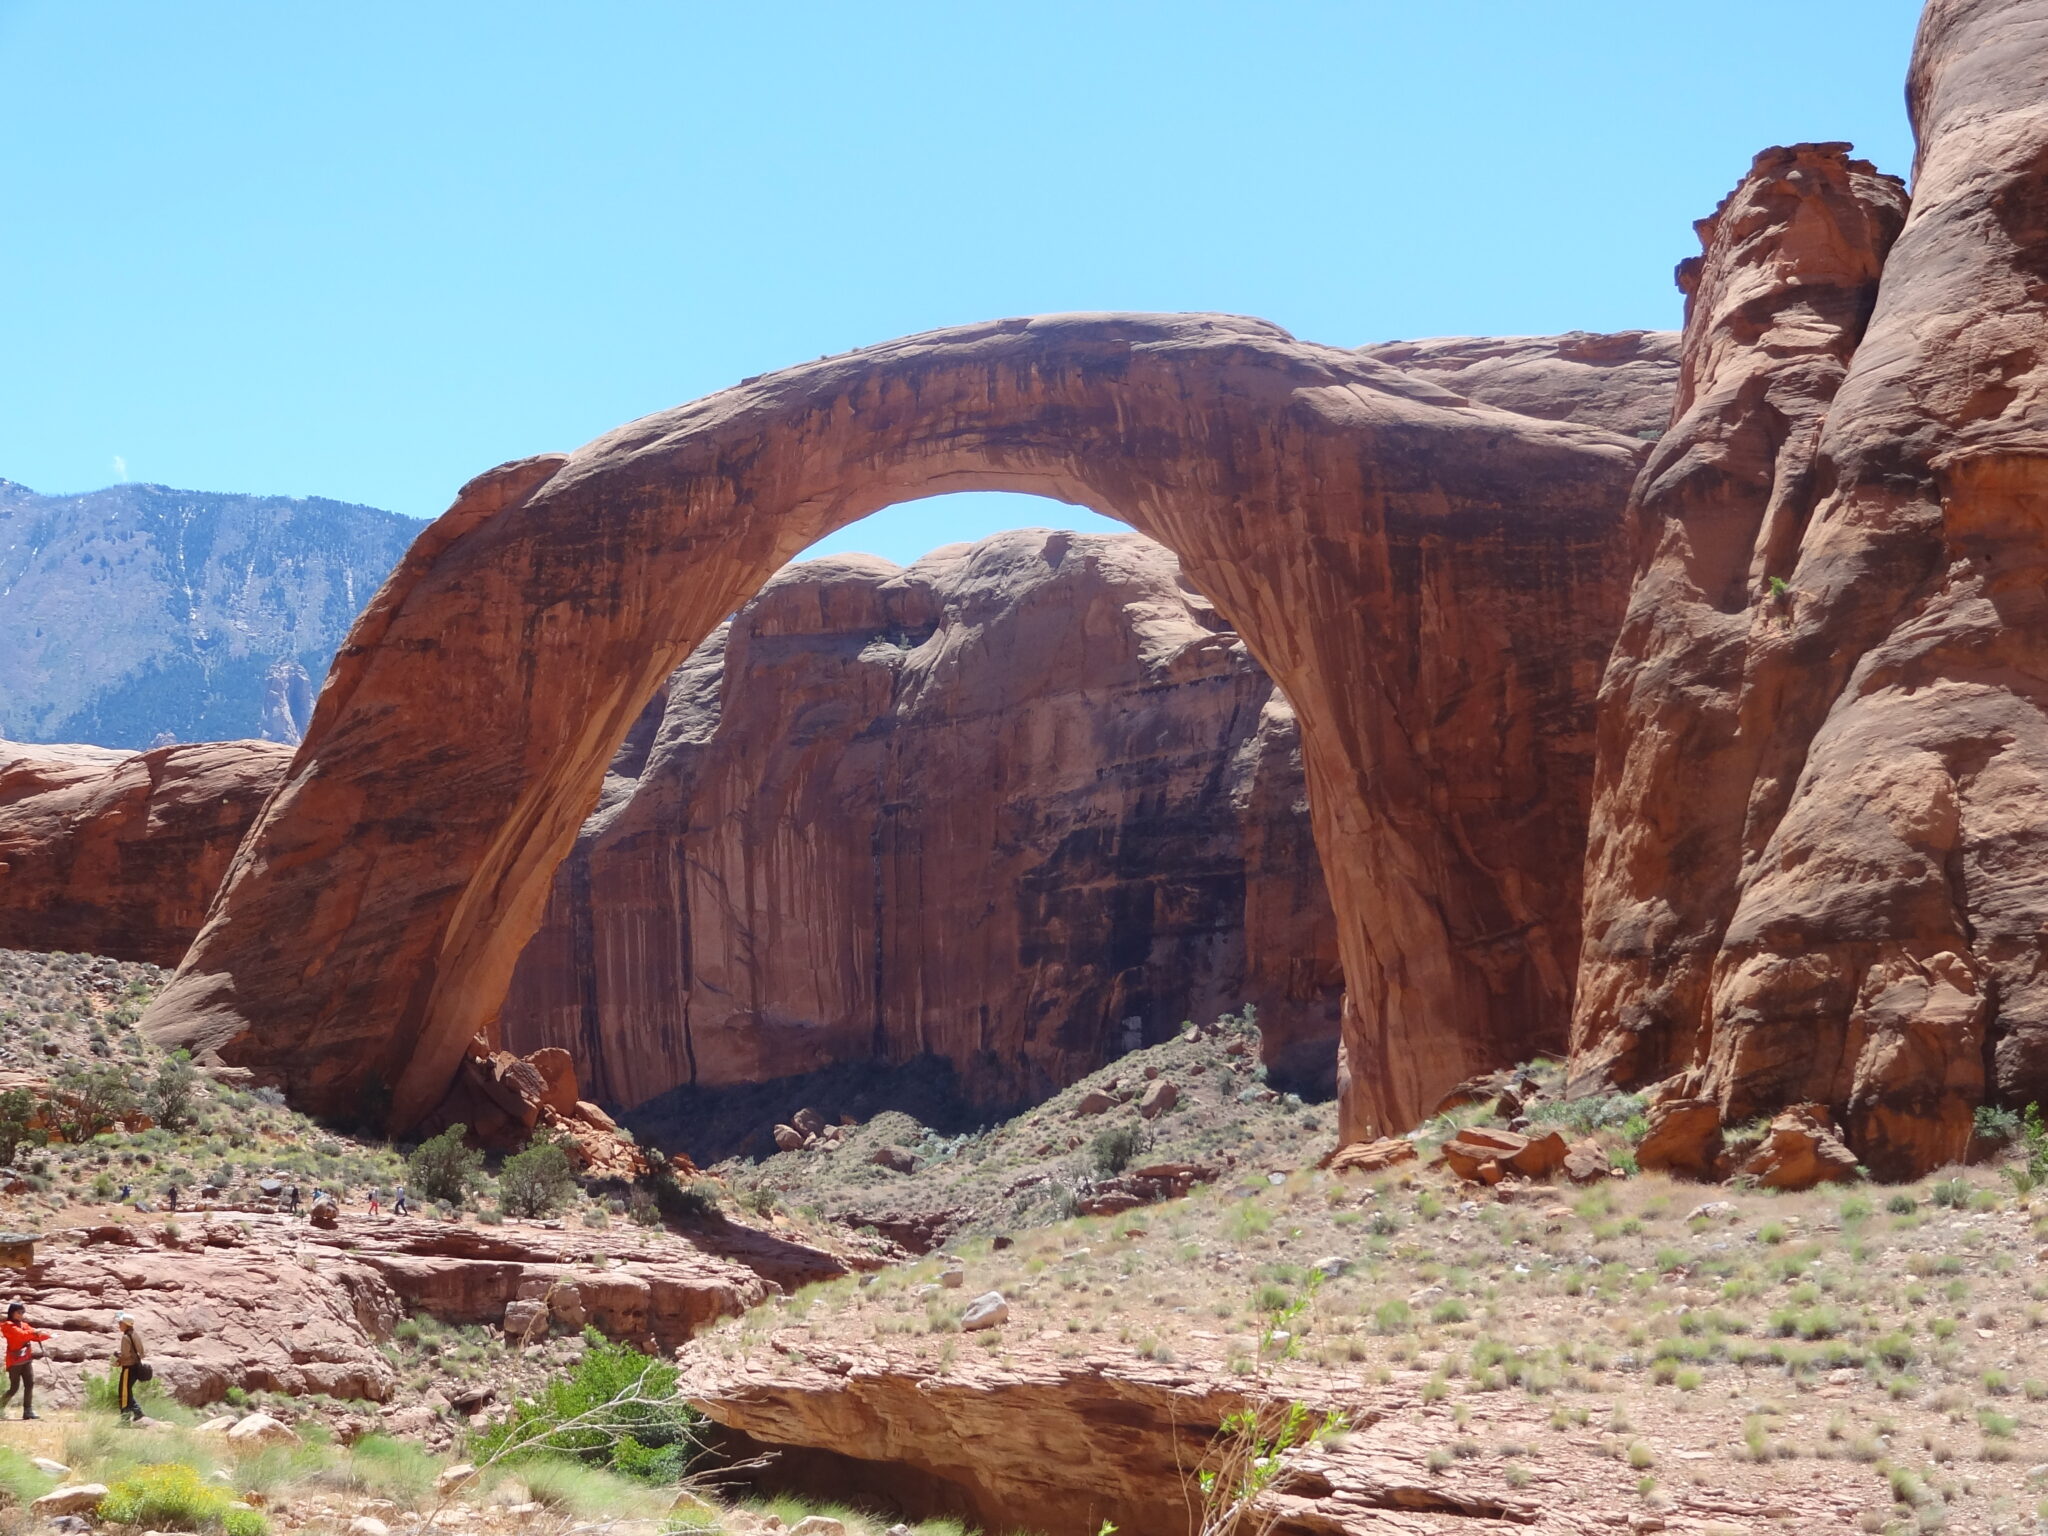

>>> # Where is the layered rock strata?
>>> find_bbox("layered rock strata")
[14,1208,833,1411]
[0,739,289,965]
[1573,0,2048,1175]
[139,313,1647,1145]
[498,530,1343,1111]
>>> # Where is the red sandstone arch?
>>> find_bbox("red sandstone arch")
[139,312,1642,1141]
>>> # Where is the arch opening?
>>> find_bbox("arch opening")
[137,313,1642,1149]
[494,491,1346,1161]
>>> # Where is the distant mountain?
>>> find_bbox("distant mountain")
[0,479,422,749]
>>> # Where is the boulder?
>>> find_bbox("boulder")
[772,1125,805,1153]
[226,1413,298,1448]
[31,1487,108,1518]
[1440,1139,1510,1185]
[503,1299,549,1343]
[792,1108,826,1139]
[349,1519,392,1536]
[435,1464,478,1496]
[307,1196,339,1230]
[1736,1105,1861,1191]
[938,1267,965,1290]
[959,1292,1009,1331]
[1136,1081,1179,1121]
[1508,1130,1568,1179]
[869,1145,921,1175]
[1636,1099,1724,1180]
[1562,1143,1612,1184]
[789,1519,846,1536]
[1073,1091,1115,1117]
[1322,1138,1417,1175]
[526,1047,581,1116]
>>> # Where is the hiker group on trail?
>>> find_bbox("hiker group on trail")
[0,1303,146,1423]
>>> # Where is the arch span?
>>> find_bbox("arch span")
[140,312,1642,1141]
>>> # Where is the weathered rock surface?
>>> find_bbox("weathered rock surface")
[1360,330,1681,440]
[8,1208,837,1408]
[499,531,1345,1111]
[1573,3,2048,1176]
[140,313,1646,1149]
[686,1335,1856,1536]
[0,739,288,965]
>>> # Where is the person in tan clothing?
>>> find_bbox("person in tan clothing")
[113,1312,147,1422]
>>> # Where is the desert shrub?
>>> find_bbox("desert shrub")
[0,1089,42,1168]
[100,1462,268,1536]
[1526,1092,1646,1137]
[1975,1104,2023,1143]
[1090,1124,1146,1177]
[499,1140,576,1219]
[313,1434,439,1507]
[472,1328,704,1484]
[145,1053,201,1130]
[406,1125,484,1205]
[512,1458,669,1519]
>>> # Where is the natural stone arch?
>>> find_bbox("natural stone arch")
[140,312,1641,1141]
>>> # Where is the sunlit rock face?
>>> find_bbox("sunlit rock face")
[1573,0,2048,1177]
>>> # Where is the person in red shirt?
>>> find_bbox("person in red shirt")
[0,1302,50,1420]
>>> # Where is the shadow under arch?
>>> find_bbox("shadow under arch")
[140,311,1642,1143]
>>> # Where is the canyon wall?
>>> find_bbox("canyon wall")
[0,738,290,966]
[497,530,1344,1113]
[1572,0,2048,1176]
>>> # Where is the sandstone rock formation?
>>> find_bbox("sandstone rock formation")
[12,1206,834,1410]
[1359,330,1680,440]
[686,1332,1856,1535]
[1572,0,2048,1176]
[140,313,1647,1147]
[498,530,1345,1113]
[0,739,288,965]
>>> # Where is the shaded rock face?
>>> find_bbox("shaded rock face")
[0,739,290,965]
[138,313,1646,1146]
[498,530,1344,1116]
[1574,0,2048,1177]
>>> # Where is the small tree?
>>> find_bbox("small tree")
[499,1139,576,1218]
[145,1052,199,1130]
[407,1124,484,1205]
[0,1089,41,1168]
[1090,1123,1146,1177]
[472,1326,705,1483]
[56,1065,136,1142]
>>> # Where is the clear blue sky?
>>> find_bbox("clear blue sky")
[0,1,1924,566]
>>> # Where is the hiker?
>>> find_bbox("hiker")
[393,1185,409,1217]
[287,1184,301,1215]
[113,1311,148,1423]
[0,1303,49,1420]
[166,1184,179,1213]
[366,1189,380,1216]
